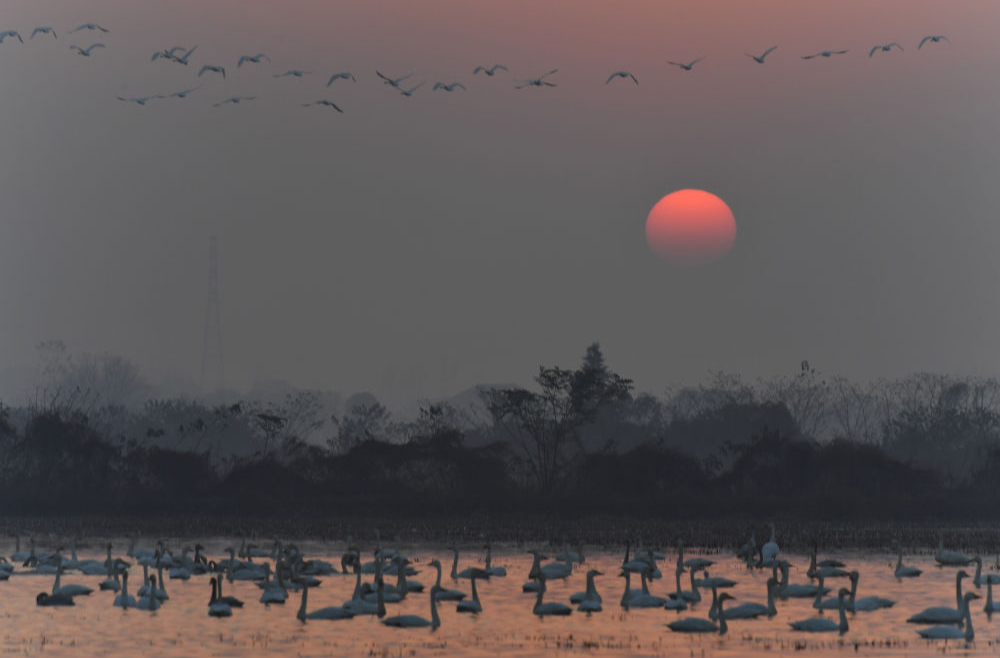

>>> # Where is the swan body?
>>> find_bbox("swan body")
[791,589,850,633]
[214,96,255,106]
[484,543,507,577]
[303,100,344,112]
[376,71,413,88]
[70,24,109,33]
[274,69,312,78]
[37,592,74,606]
[382,585,441,629]
[399,82,424,97]
[456,574,483,613]
[746,46,778,63]
[168,86,201,99]
[668,593,733,634]
[533,577,572,616]
[297,585,354,621]
[895,545,922,578]
[0,31,23,44]
[433,82,466,91]
[117,95,161,105]
[31,28,56,39]
[917,593,978,640]
[985,579,1000,613]
[908,570,969,624]
[213,576,244,607]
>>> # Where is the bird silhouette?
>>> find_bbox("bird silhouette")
[199,64,226,79]
[802,50,848,59]
[69,24,109,34]
[173,45,197,65]
[606,71,638,84]
[237,53,271,67]
[433,82,466,91]
[667,57,705,71]
[116,95,162,105]
[273,69,312,78]
[746,46,777,63]
[0,31,24,44]
[70,43,105,56]
[473,64,508,76]
[376,70,413,88]
[214,96,255,107]
[151,46,185,61]
[167,86,201,98]
[399,82,425,97]
[303,100,344,112]
[327,72,356,85]
[919,35,950,49]
[515,70,558,88]
[30,27,56,40]
[869,43,903,57]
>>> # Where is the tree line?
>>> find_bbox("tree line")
[2,341,1000,518]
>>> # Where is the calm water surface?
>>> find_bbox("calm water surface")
[2,540,999,657]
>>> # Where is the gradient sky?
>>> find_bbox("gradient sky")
[1,0,998,409]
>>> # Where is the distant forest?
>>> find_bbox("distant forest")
[2,340,1000,520]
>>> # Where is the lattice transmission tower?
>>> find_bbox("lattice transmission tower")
[201,236,225,392]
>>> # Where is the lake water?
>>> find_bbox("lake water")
[2,540,998,657]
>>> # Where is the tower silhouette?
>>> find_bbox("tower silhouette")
[201,236,224,392]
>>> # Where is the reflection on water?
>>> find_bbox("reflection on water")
[2,541,999,657]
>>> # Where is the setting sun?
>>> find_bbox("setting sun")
[645,189,737,265]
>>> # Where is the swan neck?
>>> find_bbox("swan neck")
[431,586,440,629]
[298,586,308,619]
[838,597,848,633]
[451,549,459,579]
[957,574,964,610]
[718,598,728,635]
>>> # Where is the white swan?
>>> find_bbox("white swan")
[573,569,603,612]
[214,96,255,106]
[433,82,466,92]
[456,573,484,613]
[30,28,56,40]
[761,524,780,566]
[667,593,733,633]
[52,558,93,597]
[10,536,30,563]
[627,569,667,608]
[667,57,705,71]
[375,71,413,88]
[237,53,271,67]
[382,585,441,629]
[712,579,775,619]
[985,578,1000,613]
[199,64,226,79]
[302,100,344,112]
[113,569,136,608]
[971,556,1000,587]
[117,95,161,105]
[907,570,969,624]
[208,579,232,617]
[790,589,850,633]
[399,82,424,97]
[533,576,572,616]
[70,24,109,33]
[527,550,573,582]
[341,569,378,614]
[273,69,312,78]
[917,592,978,641]
[895,544,922,578]
[746,46,778,63]
[776,562,828,599]
[297,585,354,621]
[696,570,736,589]
[0,30,22,44]
[429,558,465,600]
[167,87,200,99]
[484,543,507,577]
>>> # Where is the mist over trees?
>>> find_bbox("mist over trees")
[1,340,999,519]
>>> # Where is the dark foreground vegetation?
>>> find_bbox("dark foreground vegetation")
[3,342,1000,528]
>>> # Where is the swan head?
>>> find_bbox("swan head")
[965,592,981,601]
[849,571,859,582]
[837,588,850,599]
[429,559,441,569]
[958,570,970,580]
[718,592,735,603]
[588,570,603,577]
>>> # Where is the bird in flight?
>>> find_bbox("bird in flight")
[273,69,312,78]
[0,30,24,44]
[802,50,848,59]
[473,64,508,76]
[199,64,226,79]
[116,95,162,105]
[869,43,903,57]
[399,82,425,97]
[30,27,57,40]
[237,53,271,67]
[376,70,413,88]
[919,35,950,49]
[303,100,344,112]
[70,23,109,34]
[515,69,558,88]
[327,72,356,85]
[167,86,201,98]
[433,82,466,91]
[746,46,777,63]
[152,46,185,61]
[172,45,197,65]
[606,71,638,84]
[70,43,105,56]
[214,96,256,107]
[667,57,705,71]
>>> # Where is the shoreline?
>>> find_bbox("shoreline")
[1,514,998,553]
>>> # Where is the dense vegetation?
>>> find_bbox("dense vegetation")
[2,341,999,520]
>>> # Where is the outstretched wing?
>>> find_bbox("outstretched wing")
[801,53,817,59]
[492,65,508,73]
[690,57,706,66]
[540,69,558,78]
[375,70,391,83]
[605,72,619,84]
[869,46,878,57]
[667,61,683,67]
[629,74,638,84]
[238,55,250,67]
[833,50,848,54]
[762,46,778,58]
[454,83,466,90]
[918,36,931,49]
[473,66,486,74]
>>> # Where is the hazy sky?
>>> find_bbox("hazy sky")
[2,0,998,409]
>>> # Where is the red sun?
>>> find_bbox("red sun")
[645,189,736,265]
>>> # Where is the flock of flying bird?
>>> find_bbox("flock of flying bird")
[1,525,998,646]
[0,22,954,112]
